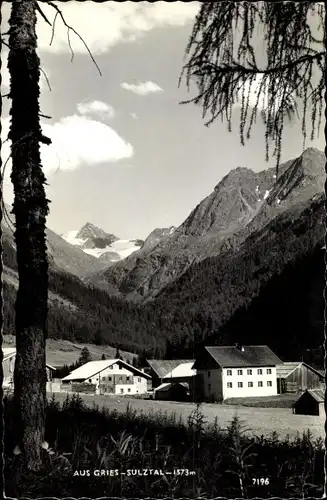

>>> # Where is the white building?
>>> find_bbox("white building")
[61,359,150,395]
[193,345,283,401]
[2,347,56,391]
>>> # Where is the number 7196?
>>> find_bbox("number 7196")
[253,477,270,486]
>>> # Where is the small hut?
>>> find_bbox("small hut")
[154,381,190,401]
[293,389,325,417]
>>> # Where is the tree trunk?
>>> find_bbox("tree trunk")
[8,0,50,471]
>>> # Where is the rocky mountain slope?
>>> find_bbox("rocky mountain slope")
[1,208,108,278]
[3,188,324,362]
[63,222,143,266]
[87,147,325,301]
[2,145,324,361]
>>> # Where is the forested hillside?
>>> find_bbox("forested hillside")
[3,192,324,365]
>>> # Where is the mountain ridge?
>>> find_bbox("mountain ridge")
[86,147,325,301]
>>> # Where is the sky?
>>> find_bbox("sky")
[1,1,325,240]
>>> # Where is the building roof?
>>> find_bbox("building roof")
[155,381,189,392]
[201,345,282,368]
[295,389,325,404]
[2,347,56,370]
[307,389,325,402]
[62,359,150,382]
[163,362,196,380]
[146,359,194,379]
[276,362,325,379]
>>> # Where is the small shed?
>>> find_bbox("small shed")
[293,389,325,416]
[276,362,324,394]
[154,382,190,401]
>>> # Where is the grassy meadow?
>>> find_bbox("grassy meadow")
[2,335,135,366]
[50,391,325,440]
[4,393,324,498]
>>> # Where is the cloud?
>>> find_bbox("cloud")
[238,75,294,113]
[121,81,163,96]
[1,115,133,176]
[77,100,115,119]
[30,1,200,55]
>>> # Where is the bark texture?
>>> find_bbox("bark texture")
[8,0,50,471]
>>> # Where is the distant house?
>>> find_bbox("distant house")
[2,347,56,390]
[193,345,282,401]
[145,359,194,388]
[61,359,150,395]
[276,362,324,394]
[154,381,190,401]
[293,389,325,417]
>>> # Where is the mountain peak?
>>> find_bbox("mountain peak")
[142,226,176,250]
[76,222,118,242]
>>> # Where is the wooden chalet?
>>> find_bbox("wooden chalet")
[276,362,324,394]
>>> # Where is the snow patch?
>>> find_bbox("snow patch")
[62,230,87,247]
[255,185,259,192]
[62,231,141,261]
[110,240,142,258]
[263,189,270,200]
[277,198,281,204]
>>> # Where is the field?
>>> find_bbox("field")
[5,393,325,498]
[51,392,325,440]
[3,335,135,366]
[223,393,299,407]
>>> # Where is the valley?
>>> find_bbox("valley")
[2,147,325,365]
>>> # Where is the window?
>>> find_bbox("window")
[138,377,141,382]
[126,376,130,381]
[238,382,243,388]
[208,371,211,378]
[237,369,243,375]
[227,382,233,388]
[208,384,211,392]
[257,369,263,375]
[102,377,106,381]
[119,365,122,370]
[267,368,272,374]
[227,369,232,376]
[248,382,253,387]
[247,369,252,375]
[127,388,131,393]
[258,381,263,387]
[120,388,124,394]
[108,377,112,382]
[89,379,92,383]
[267,381,272,387]
[119,376,122,381]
